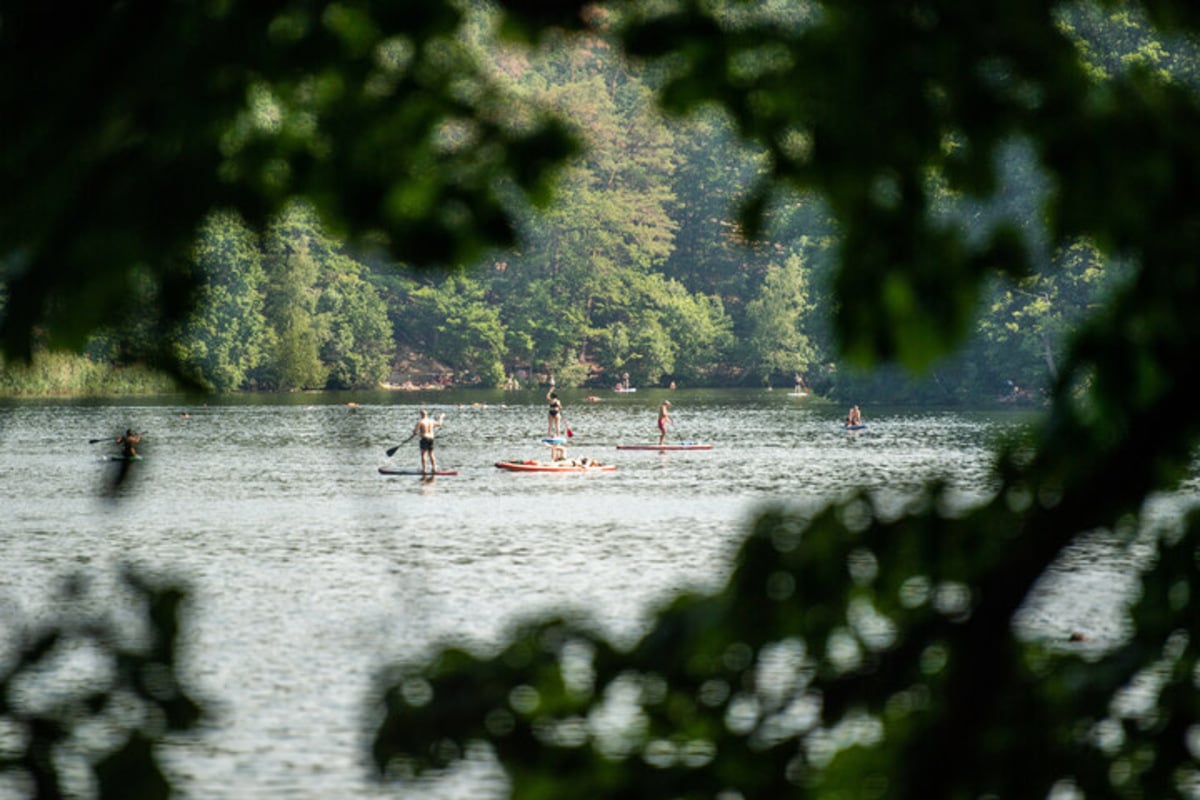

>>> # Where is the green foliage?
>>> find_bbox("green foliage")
[0,570,202,800]
[407,274,508,387]
[0,351,178,397]
[743,253,817,384]
[174,211,271,392]
[0,0,578,365]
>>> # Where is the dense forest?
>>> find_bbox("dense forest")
[2,4,1169,401]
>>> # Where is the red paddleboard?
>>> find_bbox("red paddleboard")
[495,460,615,473]
[615,443,712,451]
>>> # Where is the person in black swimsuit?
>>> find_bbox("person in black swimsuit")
[547,389,563,436]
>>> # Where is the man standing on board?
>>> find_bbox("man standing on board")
[413,409,445,475]
[657,400,671,445]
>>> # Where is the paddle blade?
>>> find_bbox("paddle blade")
[566,426,574,438]
[385,445,401,457]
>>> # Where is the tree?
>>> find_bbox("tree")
[318,262,395,390]
[407,274,508,387]
[174,212,271,392]
[260,205,331,390]
[742,253,818,385]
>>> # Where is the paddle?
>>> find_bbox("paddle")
[90,431,145,444]
[385,434,415,458]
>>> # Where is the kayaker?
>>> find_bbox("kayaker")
[116,429,141,458]
[412,410,445,475]
[657,400,671,445]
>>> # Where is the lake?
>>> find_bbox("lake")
[0,388,1180,799]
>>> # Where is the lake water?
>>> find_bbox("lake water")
[0,389,1184,798]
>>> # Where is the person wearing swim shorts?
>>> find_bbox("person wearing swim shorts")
[412,409,445,474]
[657,400,671,445]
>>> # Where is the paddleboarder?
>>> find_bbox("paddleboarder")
[412,409,445,475]
[846,405,863,427]
[657,400,671,445]
[547,388,563,437]
[116,429,141,459]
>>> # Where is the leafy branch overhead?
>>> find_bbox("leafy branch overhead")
[0,1,580,361]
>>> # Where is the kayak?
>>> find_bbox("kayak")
[495,459,615,473]
[615,443,712,451]
[378,467,459,476]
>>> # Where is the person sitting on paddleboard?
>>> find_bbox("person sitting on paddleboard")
[547,389,563,437]
[657,400,671,445]
[846,405,862,426]
[413,410,445,475]
[116,429,141,459]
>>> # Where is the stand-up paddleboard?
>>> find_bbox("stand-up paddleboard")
[615,443,713,451]
[105,454,144,462]
[613,386,637,393]
[843,423,868,431]
[378,466,459,476]
[495,460,615,473]
[787,391,809,397]
[541,436,568,444]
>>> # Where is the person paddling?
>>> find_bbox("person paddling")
[116,429,141,459]
[657,400,672,445]
[412,410,445,475]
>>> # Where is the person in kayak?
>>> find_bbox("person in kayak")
[412,410,445,474]
[657,400,671,445]
[115,429,141,459]
[546,389,563,437]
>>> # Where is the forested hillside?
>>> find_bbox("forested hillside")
[0,4,1164,399]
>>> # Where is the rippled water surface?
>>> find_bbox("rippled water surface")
[0,389,1171,798]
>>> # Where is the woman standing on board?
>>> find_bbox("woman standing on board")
[547,387,563,437]
[657,400,672,445]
